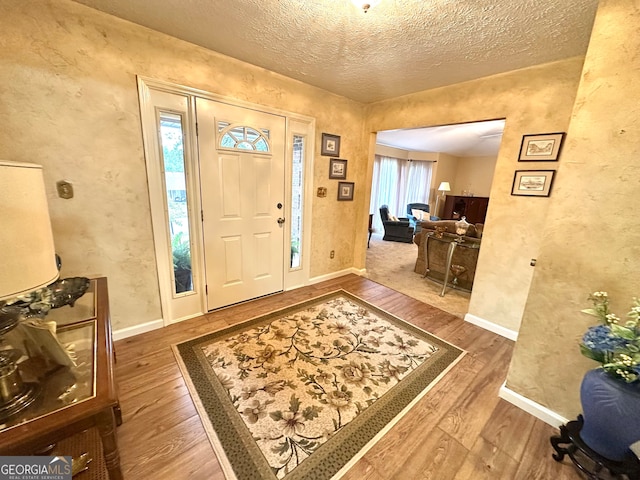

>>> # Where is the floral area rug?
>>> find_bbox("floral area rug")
[173,290,464,480]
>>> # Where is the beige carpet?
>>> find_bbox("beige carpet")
[365,233,471,319]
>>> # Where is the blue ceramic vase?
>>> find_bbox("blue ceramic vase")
[580,368,640,461]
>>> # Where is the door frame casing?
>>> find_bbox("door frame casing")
[137,76,315,325]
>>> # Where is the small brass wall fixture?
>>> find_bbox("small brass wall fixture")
[56,180,74,199]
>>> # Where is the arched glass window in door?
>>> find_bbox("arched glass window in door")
[159,112,193,295]
[217,122,271,152]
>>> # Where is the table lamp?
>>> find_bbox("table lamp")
[0,160,59,419]
[435,181,451,219]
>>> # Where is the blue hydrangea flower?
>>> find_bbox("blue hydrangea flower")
[582,325,628,354]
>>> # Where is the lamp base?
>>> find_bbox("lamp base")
[0,348,41,422]
[0,381,40,422]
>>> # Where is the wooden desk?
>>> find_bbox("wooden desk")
[0,277,122,480]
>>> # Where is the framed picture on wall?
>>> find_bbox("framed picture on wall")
[329,159,347,179]
[518,132,565,161]
[511,170,556,197]
[337,181,354,201]
[321,133,341,156]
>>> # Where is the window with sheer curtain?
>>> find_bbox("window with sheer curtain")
[370,155,433,233]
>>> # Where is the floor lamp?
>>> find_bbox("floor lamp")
[0,160,59,419]
[435,181,451,219]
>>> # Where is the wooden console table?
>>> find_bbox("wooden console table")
[0,277,122,480]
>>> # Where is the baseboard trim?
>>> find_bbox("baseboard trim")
[115,269,370,339]
[113,318,164,341]
[464,313,519,341]
[499,383,569,428]
[309,268,366,285]
[168,312,207,326]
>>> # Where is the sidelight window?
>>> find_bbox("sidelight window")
[290,135,305,269]
[159,112,193,295]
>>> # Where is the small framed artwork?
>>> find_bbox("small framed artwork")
[337,181,354,201]
[329,158,347,179]
[511,170,556,197]
[518,132,565,161]
[321,133,341,156]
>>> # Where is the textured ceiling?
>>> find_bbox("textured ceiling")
[73,0,598,104]
[378,119,506,157]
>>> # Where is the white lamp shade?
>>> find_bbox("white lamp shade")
[438,181,451,192]
[0,161,59,301]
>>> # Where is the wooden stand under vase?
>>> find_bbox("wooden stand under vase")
[551,368,640,479]
[551,415,640,480]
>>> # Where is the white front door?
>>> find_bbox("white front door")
[196,98,286,310]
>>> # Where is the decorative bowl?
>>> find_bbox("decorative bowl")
[48,277,90,308]
[0,306,23,335]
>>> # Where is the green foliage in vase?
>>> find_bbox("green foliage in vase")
[581,292,640,383]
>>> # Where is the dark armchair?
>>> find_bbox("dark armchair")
[379,205,414,243]
[406,203,430,233]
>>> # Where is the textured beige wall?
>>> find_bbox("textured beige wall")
[0,0,365,330]
[455,156,497,198]
[374,144,409,159]
[362,59,585,331]
[506,0,640,418]
[431,154,459,217]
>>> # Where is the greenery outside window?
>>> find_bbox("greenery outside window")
[159,112,193,294]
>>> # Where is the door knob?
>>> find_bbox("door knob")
[277,218,285,225]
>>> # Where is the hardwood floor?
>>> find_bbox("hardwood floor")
[113,275,582,479]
